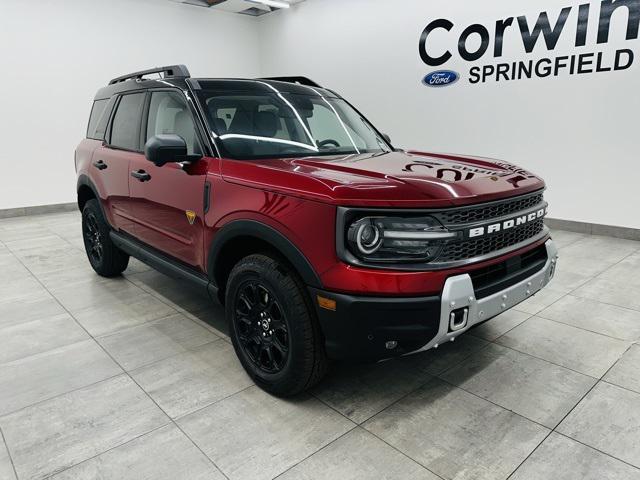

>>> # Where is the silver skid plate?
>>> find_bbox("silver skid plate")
[408,239,558,355]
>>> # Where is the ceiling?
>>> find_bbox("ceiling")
[169,0,305,16]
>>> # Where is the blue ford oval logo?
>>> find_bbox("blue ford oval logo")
[422,70,460,87]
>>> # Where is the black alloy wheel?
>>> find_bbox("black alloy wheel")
[234,281,290,374]
[83,211,104,264]
[81,199,129,277]
[225,254,328,396]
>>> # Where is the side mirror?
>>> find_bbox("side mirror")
[382,133,392,144]
[144,134,191,167]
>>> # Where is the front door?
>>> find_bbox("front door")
[128,90,208,269]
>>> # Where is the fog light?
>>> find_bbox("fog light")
[385,341,398,350]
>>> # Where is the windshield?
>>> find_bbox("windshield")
[196,89,391,159]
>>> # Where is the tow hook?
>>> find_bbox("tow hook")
[549,257,558,279]
[449,307,469,332]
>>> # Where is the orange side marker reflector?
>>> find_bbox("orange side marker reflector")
[317,295,337,311]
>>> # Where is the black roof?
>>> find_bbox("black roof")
[189,79,338,97]
[94,65,337,100]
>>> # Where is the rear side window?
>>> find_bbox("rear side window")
[86,99,109,140]
[110,93,146,151]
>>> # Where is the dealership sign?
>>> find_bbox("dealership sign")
[419,0,639,85]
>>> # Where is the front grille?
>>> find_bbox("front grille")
[436,192,544,225]
[438,219,545,263]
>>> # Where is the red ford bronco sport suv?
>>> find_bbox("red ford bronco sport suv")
[76,65,557,396]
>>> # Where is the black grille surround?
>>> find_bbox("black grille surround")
[336,189,549,271]
[432,190,548,265]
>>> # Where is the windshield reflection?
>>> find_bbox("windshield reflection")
[197,82,390,160]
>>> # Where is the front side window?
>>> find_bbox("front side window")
[110,93,145,151]
[197,90,390,160]
[146,91,201,155]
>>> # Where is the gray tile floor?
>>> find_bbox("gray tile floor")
[0,211,639,480]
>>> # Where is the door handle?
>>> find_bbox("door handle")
[131,170,151,182]
[93,160,108,170]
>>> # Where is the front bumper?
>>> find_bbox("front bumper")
[311,239,558,361]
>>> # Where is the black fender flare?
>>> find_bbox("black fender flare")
[208,220,323,289]
[76,175,111,226]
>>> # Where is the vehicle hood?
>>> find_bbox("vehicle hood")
[220,150,545,207]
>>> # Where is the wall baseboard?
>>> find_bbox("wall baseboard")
[545,218,640,241]
[1,206,638,241]
[0,202,77,219]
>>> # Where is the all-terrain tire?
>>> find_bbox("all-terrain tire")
[226,254,328,396]
[82,199,129,277]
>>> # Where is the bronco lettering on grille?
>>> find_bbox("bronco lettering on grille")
[467,206,548,238]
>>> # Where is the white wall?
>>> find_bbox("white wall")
[258,0,640,229]
[1,0,638,229]
[0,0,261,210]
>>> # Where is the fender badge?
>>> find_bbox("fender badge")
[185,210,196,225]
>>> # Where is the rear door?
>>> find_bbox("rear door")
[93,91,147,235]
[128,89,209,269]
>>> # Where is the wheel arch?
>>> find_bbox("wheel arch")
[77,176,96,210]
[76,175,111,226]
[208,220,323,302]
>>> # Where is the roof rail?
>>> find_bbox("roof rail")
[108,65,191,85]
[260,76,322,88]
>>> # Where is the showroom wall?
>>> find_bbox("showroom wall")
[1,0,637,230]
[0,0,261,211]
[258,0,640,229]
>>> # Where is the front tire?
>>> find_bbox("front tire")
[82,199,129,277]
[226,254,327,396]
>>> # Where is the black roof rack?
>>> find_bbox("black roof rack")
[260,76,322,88]
[109,65,191,85]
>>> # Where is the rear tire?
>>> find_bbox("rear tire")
[226,254,327,396]
[82,199,129,277]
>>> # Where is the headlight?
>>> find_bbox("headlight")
[346,216,456,263]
